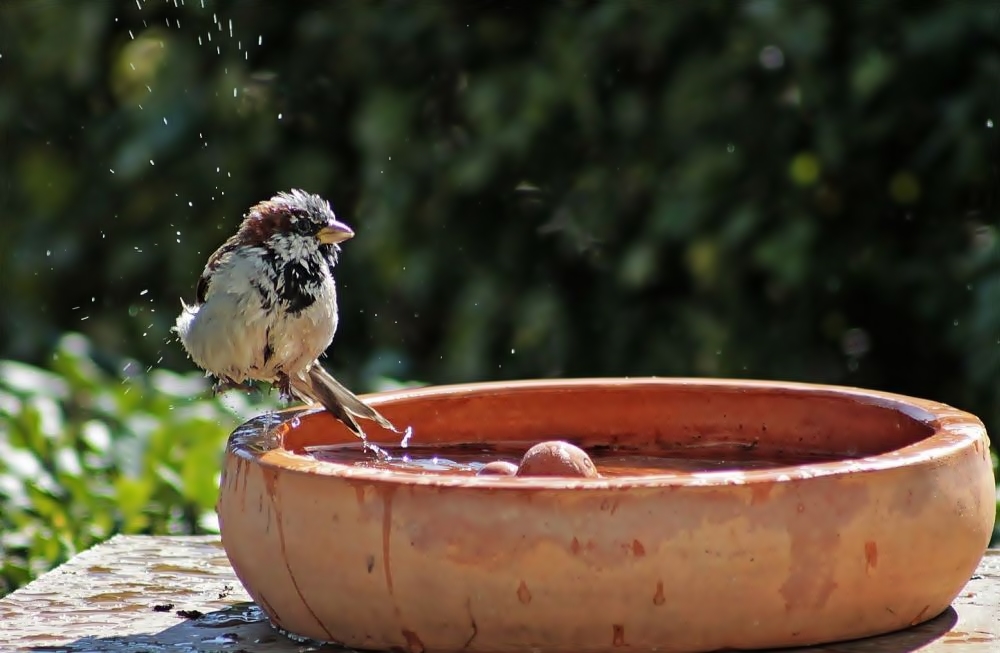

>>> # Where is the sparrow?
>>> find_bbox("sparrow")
[172,189,401,442]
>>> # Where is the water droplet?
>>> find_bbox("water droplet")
[258,35,263,46]
[988,119,995,128]
[162,117,168,125]
[277,112,283,120]
[140,289,149,296]
[726,143,735,153]
[759,45,785,70]
[109,168,115,174]
[149,159,155,165]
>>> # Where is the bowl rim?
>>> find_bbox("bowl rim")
[226,377,990,490]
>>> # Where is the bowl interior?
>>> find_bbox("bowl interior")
[277,379,938,470]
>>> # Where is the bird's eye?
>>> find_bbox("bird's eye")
[292,219,314,236]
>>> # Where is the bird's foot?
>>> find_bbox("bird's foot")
[212,378,255,395]
[273,373,295,403]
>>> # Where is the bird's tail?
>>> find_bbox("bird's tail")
[288,364,402,440]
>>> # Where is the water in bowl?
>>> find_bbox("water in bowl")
[304,442,848,477]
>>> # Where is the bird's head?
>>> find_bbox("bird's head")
[240,189,355,263]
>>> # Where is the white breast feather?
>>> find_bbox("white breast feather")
[174,246,338,384]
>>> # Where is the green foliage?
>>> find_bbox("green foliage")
[0,333,277,595]
[1,2,998,404]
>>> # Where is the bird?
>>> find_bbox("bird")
[172,189,402,442]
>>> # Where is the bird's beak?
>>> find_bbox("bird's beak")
[316,219,355,245]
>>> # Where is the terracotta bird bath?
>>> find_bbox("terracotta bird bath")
[216,378,996,653]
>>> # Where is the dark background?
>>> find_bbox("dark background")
[0,0,998,591]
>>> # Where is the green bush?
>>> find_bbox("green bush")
[0,333,265,594]
[0,333,419,596]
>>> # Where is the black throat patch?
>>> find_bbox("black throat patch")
[277,259,322,314]
[254,242,327,315]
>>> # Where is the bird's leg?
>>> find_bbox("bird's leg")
[212,377,254,395]
[273,372,295,403]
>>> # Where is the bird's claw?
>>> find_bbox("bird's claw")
[272,373,295,403]
[212,378,255,395]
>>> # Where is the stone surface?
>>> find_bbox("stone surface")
[0,535,997,652]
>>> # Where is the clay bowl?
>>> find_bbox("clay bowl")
[217,378,996,653]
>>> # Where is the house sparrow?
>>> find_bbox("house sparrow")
[172,189,402,442]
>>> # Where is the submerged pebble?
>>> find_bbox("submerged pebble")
[516,441,600,478]
[476,460,519,476]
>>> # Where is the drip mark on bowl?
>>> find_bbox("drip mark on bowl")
[653,581,665,605]
[380,485,397,594]
[613,624,626,646]
[401,629,425,653]
[517,581,531,604]
[865,541,879,573]
[268,473,334,641]
[910,604,931,625]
